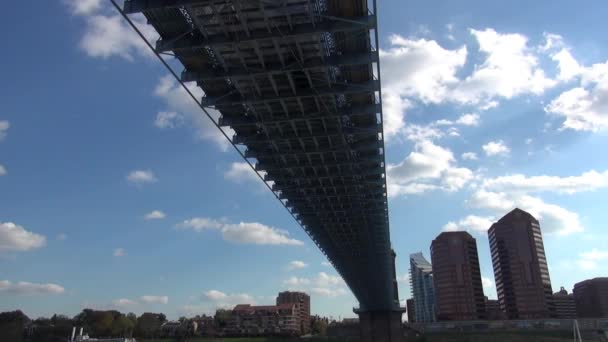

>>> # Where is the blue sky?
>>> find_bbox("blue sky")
[1,0,608,320]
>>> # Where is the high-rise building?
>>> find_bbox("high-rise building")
[406,299,415,323]
[410,252,436,322]
[431,231,486,321]
[488,208,555,319]
[277,291,311,334]
[553,287,577,319]
[573,278,608,318]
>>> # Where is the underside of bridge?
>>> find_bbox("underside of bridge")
[121,0,402,322]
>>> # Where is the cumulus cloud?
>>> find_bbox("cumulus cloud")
[443,215,495,233]
[112,298,137,308]
[284,277,311,286]
[461,152,478,161]
[0,165,6,176]
[64,0,102,16]
[467,190,583,235]
[379,29,557,139]
[310,287,348,297]
[543,34,608,131]
[283,272,347,297]
[140,295,169,304]
[177,218,303,246]
[482,140,510,156]
[0,280,64,295]
[224,162,262,184]
[202,290,255,309]
[0,120,9,141]
[287,261,308,270]
[387,140,473,197]
[154,111,184,129]
[144,210,166,220]
[577,248,608,270]
[126,170,157,185]
[79,14,158,61]
[113,248,126,257]
[482,170,608,194]
[154,75,233,150]
[451,29,556,105]
[0,222,46,253]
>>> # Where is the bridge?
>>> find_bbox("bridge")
[116,0,403,339]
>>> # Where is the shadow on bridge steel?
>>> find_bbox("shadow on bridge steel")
[112,0,405,338]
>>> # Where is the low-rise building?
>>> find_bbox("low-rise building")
[224,303,299,336]
[553,287,577,319]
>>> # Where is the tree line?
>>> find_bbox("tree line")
[0,309,167,342]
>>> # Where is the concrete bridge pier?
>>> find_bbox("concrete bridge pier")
[357,309,406,342]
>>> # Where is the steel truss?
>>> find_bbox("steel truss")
[121,0,398,311]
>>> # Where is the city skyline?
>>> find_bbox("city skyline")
[3,0,608,320]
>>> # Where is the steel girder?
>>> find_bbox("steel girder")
[125,0,397,311]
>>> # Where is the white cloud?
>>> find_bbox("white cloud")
[315,272,344,287]
[0,280,64,295]
[112,298,137,308]
[577,248,608,270]
[0,120,9,140]
[64,0,102,16]
[140,295,169,304]
[321,261,332,267]
[0,165,6,176]
[221,222,303,246]
[482,170,608,194]
[468,190,515,212]
[461,152,478,161]
[382,93,412,140]
[79,13,158,61]
[482,140,510,156]
[177,218,303,246]
[387,140,473,197]
[154,75,233,150]
[397,274,409,282]
[284,277,311,286]
[310,287,348,297]
[287,260,308,270]
[154,111,183,129]
[224,162,261,184]
[178,217,224,231]
[379,29,556,138]
[283,272,347,297]
[482,276,494,288]
[546,84,608,131]
[456,113,480,126]
[202,290,255,308]
[57,233,68,241]
[126,170,157,185]
[451,29,556,105]
[467,190,583,235]
[144,210,166,220]
[113,248,126,257]
[380,35,467,104]
[443,215,495,233]
[542,33,608,131]
[0,222,46,253]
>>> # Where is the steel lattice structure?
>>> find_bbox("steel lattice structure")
[121,0,398,311]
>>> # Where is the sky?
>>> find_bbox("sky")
[1,0,608,320]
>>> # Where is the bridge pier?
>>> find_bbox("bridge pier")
[356,309,406,342]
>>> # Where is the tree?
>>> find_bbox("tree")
[0,311,30,342]
[134,313,164,338]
